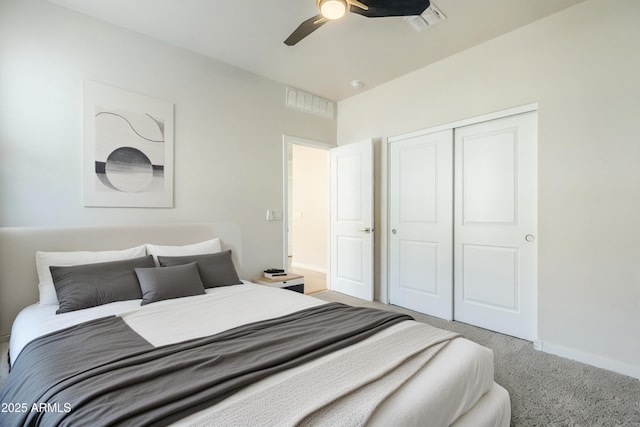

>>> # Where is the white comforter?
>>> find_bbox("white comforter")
[10,282,505,426]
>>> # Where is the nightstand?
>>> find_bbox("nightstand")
[253,274,304,294]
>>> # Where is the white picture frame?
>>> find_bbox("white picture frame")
[82,81,174,208]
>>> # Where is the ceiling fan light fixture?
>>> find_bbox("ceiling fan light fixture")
[319,0,348,20]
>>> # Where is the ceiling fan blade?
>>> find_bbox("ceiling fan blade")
[350,0,430,18]
[284,14,328,46]
[349,0,369,11]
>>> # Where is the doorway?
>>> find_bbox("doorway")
[283,136,330,294]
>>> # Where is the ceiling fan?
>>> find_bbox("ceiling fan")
[284,0,432,46]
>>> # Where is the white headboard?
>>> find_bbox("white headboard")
[0,222,242,338]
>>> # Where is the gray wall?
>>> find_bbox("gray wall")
[337,0,640,378]
[0,0,336,278]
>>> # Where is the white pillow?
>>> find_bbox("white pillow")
[36,245,147,306]
[145,238,222,264]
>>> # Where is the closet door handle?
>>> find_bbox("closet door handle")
[358,227,373,233]
[525,234,535,242]
[391,229,397,235]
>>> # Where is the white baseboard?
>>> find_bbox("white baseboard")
[538,340,640,380]
[290,261,326,274]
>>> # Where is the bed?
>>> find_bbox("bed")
[0,224,510,426]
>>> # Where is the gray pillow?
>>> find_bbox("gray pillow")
[51,255,155,314]
[157,250,242,288]
[135,262,206,306]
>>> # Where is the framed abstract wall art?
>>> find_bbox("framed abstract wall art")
[82,81,174,207]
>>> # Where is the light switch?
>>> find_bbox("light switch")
[266,210,283,221]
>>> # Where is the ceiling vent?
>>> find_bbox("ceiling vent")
[286,87,335,120]
[404,3,446,32]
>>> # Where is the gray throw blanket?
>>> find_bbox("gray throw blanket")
[0,303,412,427]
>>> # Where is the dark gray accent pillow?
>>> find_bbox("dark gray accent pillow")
[135,262,206,306]
[157,250,242,288]
[51,255,155,314]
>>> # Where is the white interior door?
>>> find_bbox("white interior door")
[388,130,453,319]
[454,111,537,340]
[330,140,374,301]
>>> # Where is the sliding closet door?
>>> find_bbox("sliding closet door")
[389,130,453,319]
[454,111,537,340]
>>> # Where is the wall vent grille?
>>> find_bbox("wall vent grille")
[285,87,335,120]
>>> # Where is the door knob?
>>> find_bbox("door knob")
[525,234,535,242]
[391,229,397,235]
[358,227,373,233]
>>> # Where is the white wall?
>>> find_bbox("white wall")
[337,0,640,378]
[291,144,328,272]
[0,0,336,278]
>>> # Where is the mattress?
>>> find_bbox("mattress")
[8,282,509,426]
